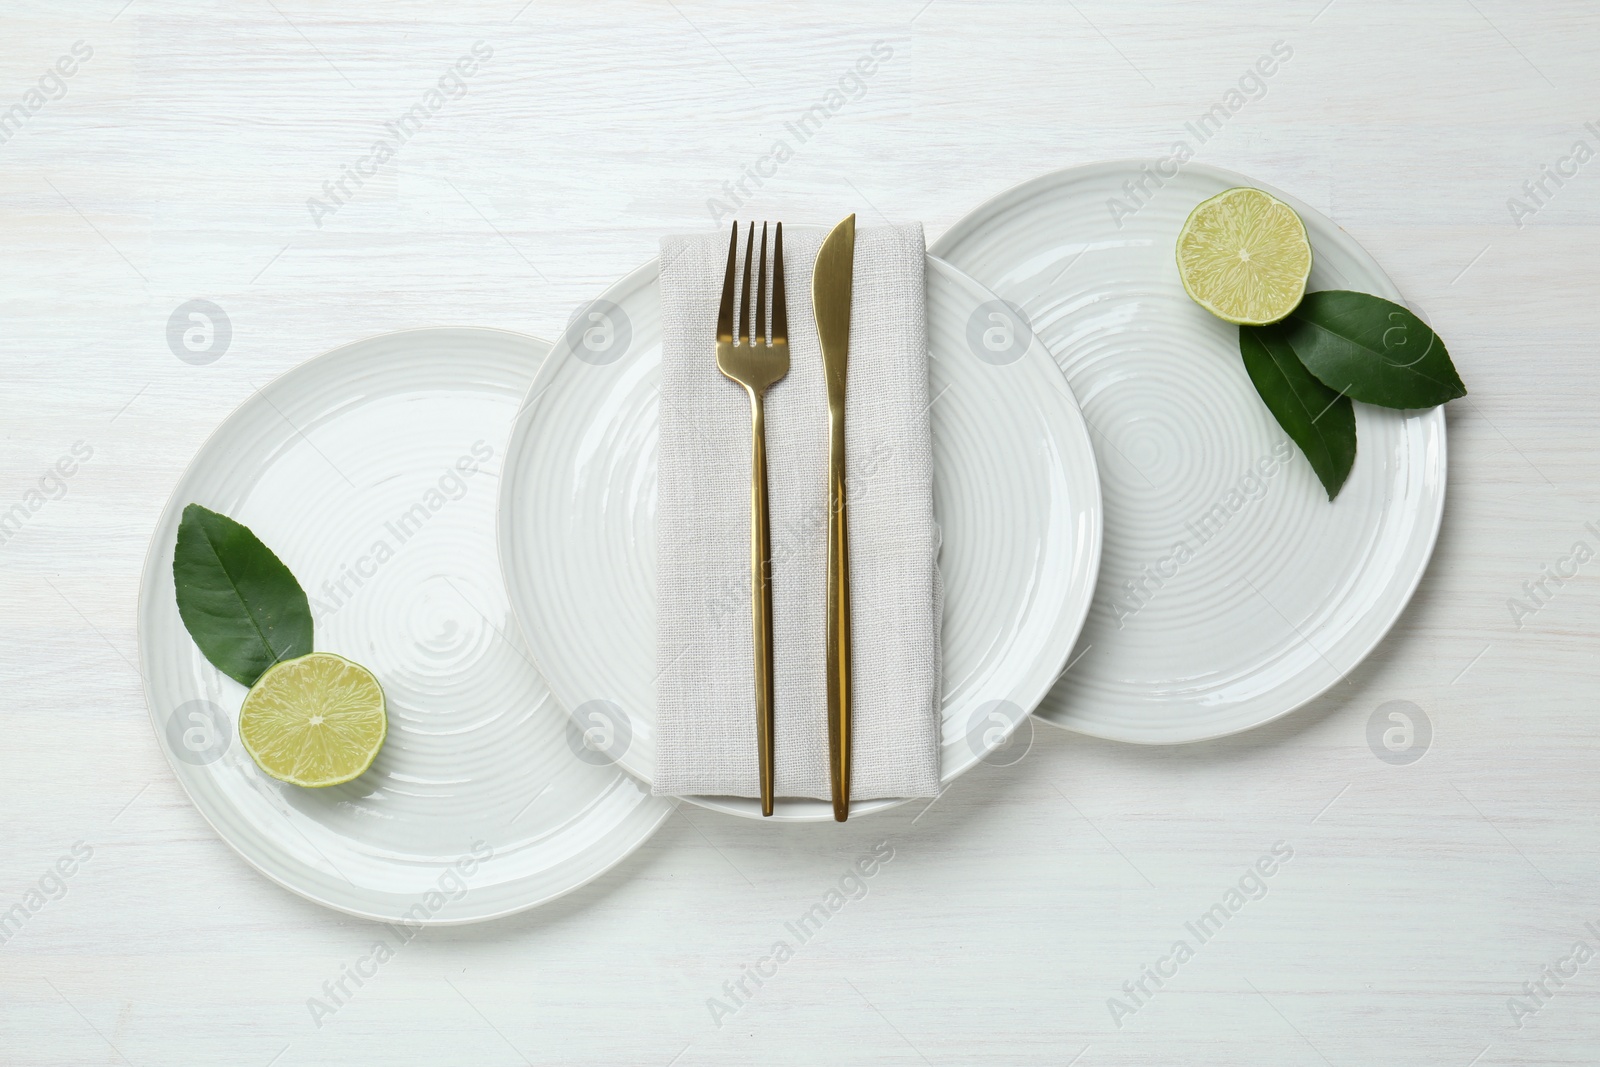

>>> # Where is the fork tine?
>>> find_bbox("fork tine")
[755,222,768,345]
[739,221,754,345]
[717,221,738,343]
[771,222,786,344]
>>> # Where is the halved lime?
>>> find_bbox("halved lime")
[239,652,387,787]
[1176,187,1312,326]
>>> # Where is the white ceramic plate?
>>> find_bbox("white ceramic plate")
[137,328,671,923]
[498,256,1102,820]
[932,161,1447,744]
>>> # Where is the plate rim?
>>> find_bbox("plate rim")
[135,324,673,924]
[495,255,1104,818]
[931,159,1449,745]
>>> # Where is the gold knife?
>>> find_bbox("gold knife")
[812,214,855,822]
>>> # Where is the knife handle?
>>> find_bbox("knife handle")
[825,414,852,822]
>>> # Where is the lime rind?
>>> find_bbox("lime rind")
[1176,187,1312,326]
[239,652,387,788]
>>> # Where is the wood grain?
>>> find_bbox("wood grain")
[2,1,1598,1064]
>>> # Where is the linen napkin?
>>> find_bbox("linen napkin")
[655,222,941,801]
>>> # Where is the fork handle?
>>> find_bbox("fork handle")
[749,390,776,817]
[825,414,852,822]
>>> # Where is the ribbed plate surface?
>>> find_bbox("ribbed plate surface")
[498,257,1103,820]
[933,162,1447,743]
[138,328,670,922]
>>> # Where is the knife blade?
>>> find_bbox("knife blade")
[812,213,855,822]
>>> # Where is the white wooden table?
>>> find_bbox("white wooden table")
[3,1,1597,1063]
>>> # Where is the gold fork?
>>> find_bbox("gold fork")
[716,220,789,817]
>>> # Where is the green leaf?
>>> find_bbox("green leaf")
[173,504,313,686]
[1277,290,1466,409]
[1240,324,1358,500]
